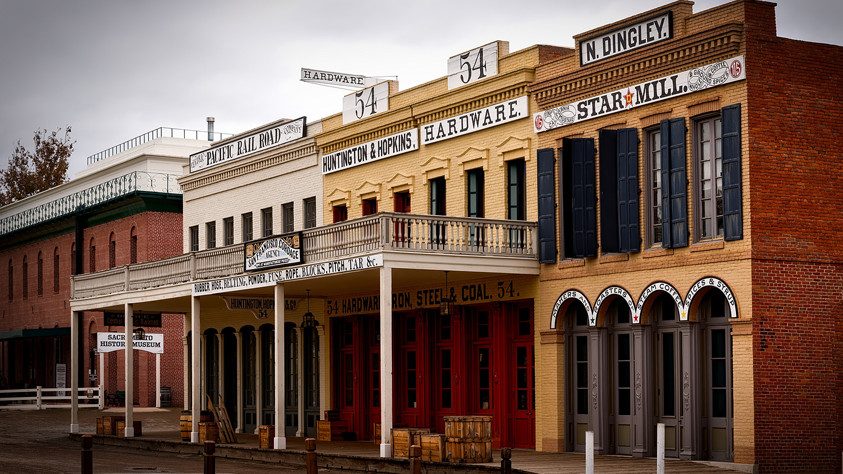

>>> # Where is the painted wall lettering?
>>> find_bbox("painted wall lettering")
[580,12,673,65]
[190,117,306,172]
[422,96,528,144]
[447,42,500,90]
[321,129,418,174]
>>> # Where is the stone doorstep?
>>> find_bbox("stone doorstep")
[68,433,525,474]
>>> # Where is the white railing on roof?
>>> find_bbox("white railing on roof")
[86,127,232,166]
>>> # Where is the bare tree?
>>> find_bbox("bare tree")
[0,126,73,205]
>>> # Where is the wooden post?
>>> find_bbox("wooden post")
[81,434,93,474]
[305,438,317,474]
[500,447,512,474]
[409,444,421,474]
[203,440,215,474]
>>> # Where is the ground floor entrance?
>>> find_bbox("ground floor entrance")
[331,300,535,449]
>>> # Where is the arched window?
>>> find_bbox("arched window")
[53,247,60,292]
[108,232,116,268]
[37,251,43,296]
[89,237,96,273]
[130,226,138,264]
[70,242,76,275]
[7,259,13,301]
[22,255,28,299]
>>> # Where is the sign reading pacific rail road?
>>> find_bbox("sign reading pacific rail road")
[189,117,306,172]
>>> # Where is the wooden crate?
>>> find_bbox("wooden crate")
[373,423,381,444]
[96,417,104,435]
[179,411,213,442]
[444,416,492,463]
[445,438,492,463]
[420,433,445,462]
[391,428,430,459]
[101,416,124,436]
[258,425,275,449]
[199,421,219,443]
[316,420,332,442]
[115,420,143,438]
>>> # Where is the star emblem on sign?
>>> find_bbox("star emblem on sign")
[624,88,635,107]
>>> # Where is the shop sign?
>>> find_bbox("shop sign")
[447,41,500,90]
[636,281,685,322]
[324,278,522,316]
[580,12,673,66]
[593,286,637,322]
[245,233,303,271]
[550,289,594,328]
[222,296,297,320]
[422,96,528,145]
[321,129,418,174]
[343,81,390,124]
[301,68,375,88]
[193,254,383,296]
[190,117,306,173]
[684,277,738,318]
[104,311,162,328]
[96,332,164,354]
[534,56,746,133]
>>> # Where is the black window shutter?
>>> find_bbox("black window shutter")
[721,104,743,241]
[537,148,557,263]
[560,143,574,258]
[617,128,641,252]
[599,130,620,253]
[668,118,688,248]
[569,138,597,258]
[659,120,672,248]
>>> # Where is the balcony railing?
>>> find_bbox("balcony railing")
[0,171,181,236]
[72,213,538,300]
[86,127,232,166]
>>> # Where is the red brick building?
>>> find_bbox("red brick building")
[0,128,222,407]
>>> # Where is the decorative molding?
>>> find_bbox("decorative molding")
[682,371,691,415]
[591,372,599,410]
[420,156,451,182]
[326,188,351,206]
[455,147,489,176]
[634,371,643,413]
[385,173,414,194]
[495,136,532,168]
[355,181,382,201]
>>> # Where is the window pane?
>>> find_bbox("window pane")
[662,333,675,416]
[712,329,726,357]
[619,388,630,416]
[577,388,589,415]
[618,333,630,360]
[712,359,726,387]
[619,360,630,387]
[576,361,588,387]
[576,335,588,361]
[712,389,727,418]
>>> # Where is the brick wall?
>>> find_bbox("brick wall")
[746,17,843,473]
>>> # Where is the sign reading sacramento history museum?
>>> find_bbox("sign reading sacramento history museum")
[190,117,306,172]
[245,233,303,271]
[534,56,746,132]
[322,129,418,174]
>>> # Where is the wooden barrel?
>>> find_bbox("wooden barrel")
[199,421,219,443]
[180,410,213,441]
[444,416,492,463]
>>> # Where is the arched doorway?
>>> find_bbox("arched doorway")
[221,327,237,428]
[203,329,219,404]
[650,293,681,458]
[564,301,591,453]
[284,322,298,436]
[240,325,257,433]
[605,298,634,455]
[302,323,320,437]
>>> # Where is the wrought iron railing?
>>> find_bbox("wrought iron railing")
[71,213,538,300]
[86,127,232,166]
[0,171,181,236]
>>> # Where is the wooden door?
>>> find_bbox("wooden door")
[510,305,535,449]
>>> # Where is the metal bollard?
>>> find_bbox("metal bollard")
[409,444,422,474]
[585,431,594,474]
[305,438,317,474]
[656,423,665,474]
[500,447,512,474]
[203,440,216,474]
[81,434,93,474]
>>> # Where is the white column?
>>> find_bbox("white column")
[155,353,161,408]
[191,297,201,443]
[585,431,594,474]
[657,422,666,474]
[217,333,224,405]
[379,266,393,458]
[235,330,243,433]
[124,303,134,437]
[296,326,304,437]
[70,310,80,433]
[183,317,189,411]
[254,329,262,434]
[98,351,105,410]
[200,332,206,408]
[318,325,328,420]
[274,283,286,449]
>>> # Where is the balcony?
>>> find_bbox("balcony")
[71,213,538,300]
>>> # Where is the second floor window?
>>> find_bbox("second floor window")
[507,159,526,220]
[7,260,12,301]
[333,204,348,223]
[697,116,724,240]
[130,227,138,264]
[242,212,253,242]
[53,249,60,293]
[282,202,294,233]
[22,256,28,298]
[89,241,96,273]
[223,217,234,246]
[37,252,43,296]
[362,198,378,216]
[206,221,217,249]
[262,207,273,237]
[303,197,316,229]
[466,168,484,218]
[189,226,199,252]
[109,234,116,268]
[647,129,664,246]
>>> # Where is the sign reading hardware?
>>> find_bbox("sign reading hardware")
[245,233,302,271]
[534,56,745,133]
[190,117,306,172]
[447,41,500,90]
[580,12,673,66]
[422,96,528,144]
[322,129,418,174]
[193,254,383,296]
[97,332,164,354]
[343,82,389,125]
[103,312,162,328]
[301,68,374,88]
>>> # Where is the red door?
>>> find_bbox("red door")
[365,316,380,440]
[334,319,357,434]
[511,305,535,448]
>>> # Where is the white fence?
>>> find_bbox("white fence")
[0,386,102,410]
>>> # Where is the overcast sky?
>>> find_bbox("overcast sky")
[0,0,840,178]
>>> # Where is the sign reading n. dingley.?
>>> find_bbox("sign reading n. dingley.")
[534,56,746,133]
[190,117,306,172]
[580,12,673,66]
[322,129,418,174]
[96,332,164,354]
[245,233,303,272]
[422,96,528,144]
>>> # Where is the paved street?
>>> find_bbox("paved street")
[0,407,744,473]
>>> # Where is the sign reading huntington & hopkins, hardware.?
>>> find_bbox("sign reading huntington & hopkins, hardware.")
[322,129,418,174]
[422,96,528,144]
[533,56,745,133]
[190,117,306,172]
[245,233,303,271]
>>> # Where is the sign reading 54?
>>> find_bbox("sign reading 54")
[343,82,390,125]
[448,42,501,90]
